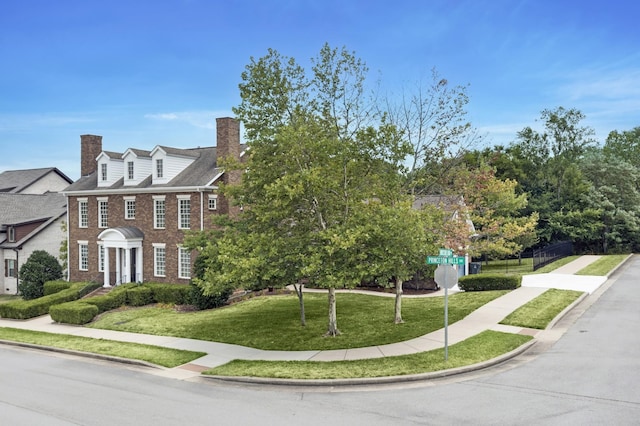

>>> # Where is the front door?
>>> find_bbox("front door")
[130,248,137,283]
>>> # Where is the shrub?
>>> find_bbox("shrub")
[44,280,72,296]
[189,281,232,310]
[148,283,191,305]
[458,274,521,292]
[126,286,154,307]
[50,302,99,325]
[0,282,97,319]
[83,286,128,313]
[18,250,63,300]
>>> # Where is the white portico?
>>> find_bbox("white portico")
[97,227,144,287]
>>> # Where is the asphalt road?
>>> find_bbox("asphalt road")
[1,256,639,425]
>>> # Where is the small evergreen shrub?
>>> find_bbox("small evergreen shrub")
[126,286,154,306]
[18,250,63,300]
[148,283,190,305]
[458,274,521,291]
[44,280,72,296]
[50,302,99,325]
[189,282,232,310]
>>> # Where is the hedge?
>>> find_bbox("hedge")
[458,274,521,291]
[49,302,99,325]
[0,282,99,319]
[50,283,193,325]
[43,280,73,296]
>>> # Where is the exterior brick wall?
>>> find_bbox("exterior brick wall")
[68,191,218,284]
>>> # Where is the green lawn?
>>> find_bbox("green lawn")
[500,288,583,329]
[89,291,508,351]
[576,254,629,276]
[205,330,532,379]
[0,327,205,367]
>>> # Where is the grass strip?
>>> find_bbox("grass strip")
[204,330,532,379]
[0,327,205,368]
[500,288,583,329]
[89,291,508,351]
[576,254,629,276]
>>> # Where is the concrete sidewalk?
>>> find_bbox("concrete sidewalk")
[0,255,612,381]
[521,255,607,294]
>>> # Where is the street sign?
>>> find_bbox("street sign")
[426,255,465,265]
[439,248,454,256]
[434,265,458,289]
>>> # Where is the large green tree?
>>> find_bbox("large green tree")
[220,44,410,336]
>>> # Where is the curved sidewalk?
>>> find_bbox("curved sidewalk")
[0,255,611,380]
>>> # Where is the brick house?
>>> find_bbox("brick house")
[0,168,72,294]
[62,117,243,287]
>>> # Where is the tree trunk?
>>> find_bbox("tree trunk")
[394,276,404,324]
[325,287,341,336]
[293,283,306,327]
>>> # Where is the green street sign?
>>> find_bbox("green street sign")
[439,248,454,256]
[426,255,465,265]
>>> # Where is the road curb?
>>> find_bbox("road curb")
[202,338,537,387]
[0,339,162,370]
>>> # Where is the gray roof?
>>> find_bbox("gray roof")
[106,227,145,239]
[413,195,464,211]
[64,146,224,192]
[0,193,67,227]
[0,168,73,193]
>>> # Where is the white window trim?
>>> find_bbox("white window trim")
[178,246,191,279]
[177,195,191,230]
[78,240,89,271]
[124,196,136,220]
[97,197,108,229]
[208,194,218,211]
[101,163,108,181]
[153,243,166,277]
[78,198,88,228]
[153,195,166,229]
[97,242,104,272]
[127,161,134,180]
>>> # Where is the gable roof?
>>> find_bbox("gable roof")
[0,168,73,193]
[63,146,225,193]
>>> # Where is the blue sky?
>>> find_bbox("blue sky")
[1,0,639,180]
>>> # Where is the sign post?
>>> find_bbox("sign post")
[428,249,461,361]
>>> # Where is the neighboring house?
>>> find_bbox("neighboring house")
[0,168,72,294]
[62,117,243,287]
[413,194,476,235]
[0,167,73,194]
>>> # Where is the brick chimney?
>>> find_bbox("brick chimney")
[80,134,102,177]
[215,117,240,162]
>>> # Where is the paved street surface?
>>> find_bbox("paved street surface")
[0,255,639,424]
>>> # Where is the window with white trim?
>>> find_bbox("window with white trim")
[4,259,16,278]
[178,196,191,229]
[153,196,166,229]
[98,198,108,228]
[153,244,166,277]
[8,226,15,242]
[124,196,136,220]
[208,194,217,210]
[127,161,134,180]
[78,199,88,228]
[98,244,104,272]
[178,246,191,279]
[156,159,163,178]
[79,242,89,271]
[101,163,107,181]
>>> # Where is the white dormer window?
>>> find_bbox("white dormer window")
[8,226,15,242]
[156,159,164,178]
[101,163,107,181]
[127,161,134,180]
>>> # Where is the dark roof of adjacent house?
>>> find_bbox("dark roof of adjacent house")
[0,193,67,227]
[0,192,67,248]
[0,168,73,193]
[63,146,227,193]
